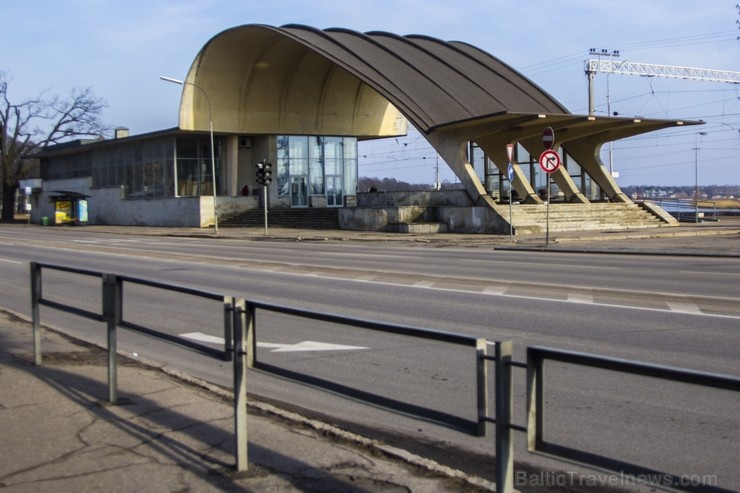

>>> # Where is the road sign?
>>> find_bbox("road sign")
[542,127,555,150]
[539,149,561,173]
[507,162,514,181]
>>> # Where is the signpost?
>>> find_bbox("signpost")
[540,128,557,246]
[542,126,554,150]
[506,144,514,239]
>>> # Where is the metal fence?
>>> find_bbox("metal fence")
[652,197,720,222]
[29,262,740,492]
[30,262,250,471]
[525,346,740,493]
[28,262,490,472]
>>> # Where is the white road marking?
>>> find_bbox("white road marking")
[180,332,224,344]
[0,258,21,264]
[264,341,369,352]
[357,275,379,281]
[180,332,368,352]
[482,286,506,295]
[568,292,594,304]
[666,302,703,315]
[413,280,436,288]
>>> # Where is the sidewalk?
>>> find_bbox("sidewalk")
[0,310,493,492]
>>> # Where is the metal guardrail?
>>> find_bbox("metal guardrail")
[29,262,250,471]
[248,300,489,436]
[29,261,739,492]
[653,197,719,222]
[526,346,740,493]
[28,262,490,472]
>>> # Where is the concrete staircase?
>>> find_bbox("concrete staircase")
[220,208,339,229]
[498,202,671,234]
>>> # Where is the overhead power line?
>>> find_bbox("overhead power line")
[585,52,740,117]
[585,59,740,84]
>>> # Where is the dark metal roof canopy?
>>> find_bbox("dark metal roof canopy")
[251,24,570,134]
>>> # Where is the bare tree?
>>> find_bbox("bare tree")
[0,71,110,221]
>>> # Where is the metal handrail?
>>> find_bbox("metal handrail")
[653,197,719,221]
[29,261,738,492]
[526,346,740,493]
[245,299,489,436]
[28,262,490,471]
[29,262,248,471]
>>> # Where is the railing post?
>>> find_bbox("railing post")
[495,340,514,493]
[30,262,42,365]
[527,348,545,452]
[233,298,249,471]
[245,301,256,368]
[103,273,121,404]
[475,338,488,437]
[223,296,235,362]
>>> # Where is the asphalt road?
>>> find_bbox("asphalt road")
[1,225,738,491]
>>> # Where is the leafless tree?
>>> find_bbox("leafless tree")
[0,71,110,220]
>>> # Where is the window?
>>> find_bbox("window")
[277,135,358,204]
[175,136,221,197]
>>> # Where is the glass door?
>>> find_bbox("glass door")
[326,175,342,207]
[291,176,308,207]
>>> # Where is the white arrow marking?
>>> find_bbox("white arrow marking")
[181,332,224,344]
[180,332,368,352]
[264,341,369,352]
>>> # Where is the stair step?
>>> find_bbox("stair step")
[221,208,339,229]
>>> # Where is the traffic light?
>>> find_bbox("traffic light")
[256,160,272,186]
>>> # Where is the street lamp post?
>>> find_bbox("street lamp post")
[160,76,218,234]
[694,131,708,223]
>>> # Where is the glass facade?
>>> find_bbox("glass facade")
[277,135,358,207]
[470,142,502,197]
[43,135,222,199]
[469,142,603,200]
[175,136,222,197]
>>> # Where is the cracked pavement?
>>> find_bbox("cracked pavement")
[0,310,493,492]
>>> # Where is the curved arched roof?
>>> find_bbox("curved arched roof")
[178,24,569,137]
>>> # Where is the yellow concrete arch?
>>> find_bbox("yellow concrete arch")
[179,25,407,138]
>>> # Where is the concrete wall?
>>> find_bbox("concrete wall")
[339,206,431,231]
[339,208,390,231]
[437,206,504,234]
[339,204,508,234]
[356,189,472,207]
[31,178,255,228]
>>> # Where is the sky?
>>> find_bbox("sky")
[2,0,739,188]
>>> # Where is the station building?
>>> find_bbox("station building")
[29,24,698,233]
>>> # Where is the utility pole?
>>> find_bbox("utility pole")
[586,48,620,117]
[586,49,620,175]
[584,54,740,180]
[694,132,708,223]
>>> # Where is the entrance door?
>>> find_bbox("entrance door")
[326,175,343,207]
[291,176,308,207]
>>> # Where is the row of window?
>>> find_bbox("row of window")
[44,136,221,200]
